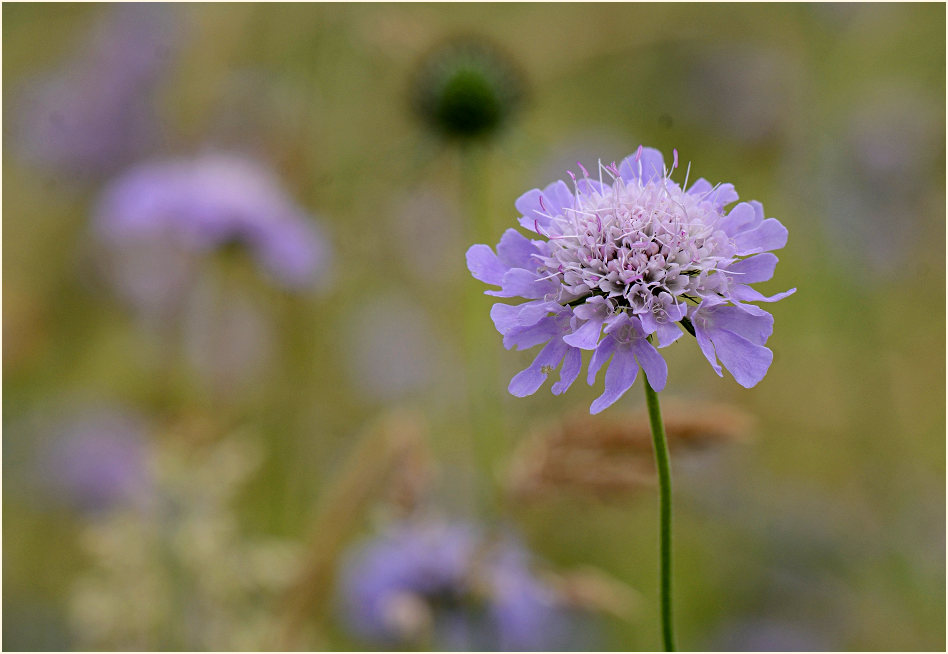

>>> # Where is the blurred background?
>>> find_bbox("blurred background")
[3,3,945,651]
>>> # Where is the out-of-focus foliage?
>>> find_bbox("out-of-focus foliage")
[3,3,944,651]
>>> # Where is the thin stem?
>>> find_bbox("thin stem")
[459,144,503,512]
[643,378,676,651]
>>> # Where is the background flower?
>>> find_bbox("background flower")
[11,4,180,180]
[337,519,588,651]
[34,405,151,513]
[95,153,332,295]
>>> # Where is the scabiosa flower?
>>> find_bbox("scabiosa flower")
[12,4,179,179]
[338,521,477,645]
[467,146,794,413]
[36,406,151,513]
[411,37,524,142]
[337,520,580,651]
[95,153,332,295]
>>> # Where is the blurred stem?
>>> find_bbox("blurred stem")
[459,143,502,511]
[643,378,676,652]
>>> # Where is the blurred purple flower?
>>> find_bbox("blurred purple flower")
[337,520,580,650]
[37,406,150,513]
[486,540,578,651]
[339,521,476,645]
[467,147,794,413]
[13,4,179,178]
[95,153,332,293]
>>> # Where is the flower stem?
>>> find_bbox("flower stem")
[643,378,676,651]
[460,144,503,512]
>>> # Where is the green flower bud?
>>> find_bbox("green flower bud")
[410,37,524,142]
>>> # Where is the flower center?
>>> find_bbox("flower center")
[539,176,734,321]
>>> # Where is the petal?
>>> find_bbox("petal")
[590,346,638,414]
[698,304,773,345]
[603,311,638,336]
[686,177,713,197]
[618,147,666,184]
[562,317,604,350]
[485,268,557,299]
[571,295,610,321]
[655,320,683,348]
[466,244,507,286]
[733,218,789,255]
[638,309,660,335]
[695,325,723,377]
[515,189,555,234]
[586,336,616,385]
[508,338,569,397]
[576,177,608,196]
[542,180,575,215]
[497,228,541,270]
[551,347,582,395]
[515,182,574,234]
[490,301,555,335]
[729,284,797,304]
[665,300,688,323]
[718,202,761,236]
[514,188,543,220]
[688,179,738,209]
[708,329,774,388]
[490,303,521,335]
[707,183,739,209]
[724,253,778,283]
[502,315,561,351]
[631,339,668,391]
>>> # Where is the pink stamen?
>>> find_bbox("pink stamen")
[672,148,679,170]
[577,161,590,178]
[635,145,643,162]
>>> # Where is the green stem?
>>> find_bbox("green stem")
[643,378,676,651]
[459,144,503,512]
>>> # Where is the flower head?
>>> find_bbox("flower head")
[337,519,580,650]
[95,153,331,296]
[13,4,179,179]
[411,37,524,142]
[467,147,794,413]
[37,405,151,513]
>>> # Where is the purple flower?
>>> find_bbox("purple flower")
[337,520,580,650]
[37,406,151,513]
[338,521,477,645]
[12,5,179,178]
[95,153,332,293]
[467,147,794,413]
